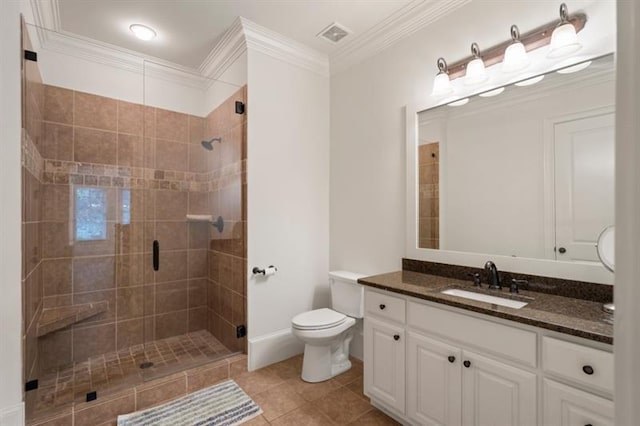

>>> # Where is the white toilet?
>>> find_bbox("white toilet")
[291,271,365,383]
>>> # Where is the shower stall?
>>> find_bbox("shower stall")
[21,22,248,423]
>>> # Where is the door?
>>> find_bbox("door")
[543,379,613,426]
[407,332,462,426]
[364,317,405,414]
[554,112,615,262]
[462,351,537,426]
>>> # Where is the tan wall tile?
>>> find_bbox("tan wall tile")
[116,286,144,319]
[72,323,115,361]
[135,375,186,411]
[74,127,117,165]
[117,133,143,167]
[188,250,207,278]
[155,310,187,339]
[39,329,72,371]
[73,390,134,425]
[155,221,187,251]
[74,92,117,131]
[187,115,204,145]
[116,318,143,350]
[117,100,143,136]
[186,361,228,392]
[155,190,187,220]
[188,306,208,332]
[44,85,73,125]
[156,139,188,171]
[42,258,72,296]
[156,250,188,283]
[73,256,116,292]
[43,122,73,161]
[155,281,188,313]
[156,109,188,142]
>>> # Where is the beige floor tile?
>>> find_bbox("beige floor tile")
[252,382,306,421]
[235,368,284,397]
[348,408,401,425]
[242,414,270,425]
[315,387,373,424]
[344,375,367,400]
[334,362,364,385]
[270,403,334,426]
[286,376,343,402]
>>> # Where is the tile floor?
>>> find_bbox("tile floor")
[235,355,400,425]
[30,330,236,417]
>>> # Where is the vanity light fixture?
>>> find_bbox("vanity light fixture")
[448,98,469,107]
[479,87,505,97]
[431,57,454,97]
[502,25,531,73]
[130,24,157,41]
[547,3,582,58]
[464,43,488,86]
[556,60,592,74]
[515,75,545,87]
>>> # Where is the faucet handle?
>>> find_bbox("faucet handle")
[510,279,528,294]
[468,273,482,287]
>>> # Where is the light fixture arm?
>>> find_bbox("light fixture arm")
[436,57,448,74]
[510,25,521,42]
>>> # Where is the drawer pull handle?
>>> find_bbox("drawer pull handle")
[393,334,400,341]
[379,304,386,310]
[448,356,456,363]
[463,360,471,368]
[582,365,594,375]
[584,424,593,426]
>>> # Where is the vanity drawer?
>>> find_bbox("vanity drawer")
[408,302,537,367]
[542,336,613,394]
[365,290,406,324]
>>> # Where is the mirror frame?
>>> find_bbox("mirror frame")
[405,59,614,285]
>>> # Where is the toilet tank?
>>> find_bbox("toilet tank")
[329,271,367,318]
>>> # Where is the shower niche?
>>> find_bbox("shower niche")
[21,22,248,422]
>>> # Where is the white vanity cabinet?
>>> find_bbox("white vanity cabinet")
[363,287,613,426]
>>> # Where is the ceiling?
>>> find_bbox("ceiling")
[56,0,414,69]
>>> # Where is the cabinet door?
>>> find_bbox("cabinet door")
[407,332,462,426]
[544,379,613,426]
[364,317,405,413]
[462,351,537,426]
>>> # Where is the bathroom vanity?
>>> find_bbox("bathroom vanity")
[360,270,613,426]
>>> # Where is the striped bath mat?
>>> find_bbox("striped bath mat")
[117,380,262,426]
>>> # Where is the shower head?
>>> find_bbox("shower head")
[201,137,222,151]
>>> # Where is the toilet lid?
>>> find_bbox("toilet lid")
[292,308,347,330]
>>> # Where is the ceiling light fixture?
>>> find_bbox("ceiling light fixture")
[547,3,582,58]
[431,57,454,97]
[464,43,488,86]
[130,24,157,41]
[502,25,530,73]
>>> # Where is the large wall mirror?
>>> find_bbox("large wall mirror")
[407,54,615,284]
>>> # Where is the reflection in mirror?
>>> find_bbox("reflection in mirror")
[417,54,614,265]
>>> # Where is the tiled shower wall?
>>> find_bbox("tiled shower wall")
[418,143,439,249]
[32,81,247,371]
[22,20,45,385]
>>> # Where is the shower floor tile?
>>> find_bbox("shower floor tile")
[29,330,235,417]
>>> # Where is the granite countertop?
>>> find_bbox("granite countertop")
[358,271,613,344]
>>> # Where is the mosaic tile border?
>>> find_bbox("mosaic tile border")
[22,130,44,181]
[42,159,245,191]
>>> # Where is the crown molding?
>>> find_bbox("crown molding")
[198,17,246,80]
[330,0,471,75]
[240,17,330,78]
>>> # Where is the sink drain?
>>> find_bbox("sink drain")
[139,361,154,369]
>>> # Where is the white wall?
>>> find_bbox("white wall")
[246,49,330,370]
[330,0,616,275]
[204,52,248,114]
[0,0,26,424]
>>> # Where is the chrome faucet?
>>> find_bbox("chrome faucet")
[484,261,501,290]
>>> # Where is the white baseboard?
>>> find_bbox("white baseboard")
[248,328,304,371]
[0,402,24,426]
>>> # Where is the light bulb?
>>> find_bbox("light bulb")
[479,87,505,97]
[515,75,545,87]
[465,43,488,86]
[502,25,530,73]
[547,4,581,58]
[448,98,469,107]
[556,60,592,74]
[431,57,454,97]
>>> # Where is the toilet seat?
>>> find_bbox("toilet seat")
[292,308,347,330]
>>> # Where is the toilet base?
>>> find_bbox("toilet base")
[300,329,354,383]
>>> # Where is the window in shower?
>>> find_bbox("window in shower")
[121,189,131,225]
[75,187,107,241]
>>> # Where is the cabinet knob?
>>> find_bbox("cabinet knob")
[558,247,567,254]
[582,365,594,375]
[584,424,593,426]
[393,334,400,341]
[463,360,471,368]
[448,356,456,363]
[379,304,386,310]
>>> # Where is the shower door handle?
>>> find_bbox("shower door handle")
[153,240,159,271]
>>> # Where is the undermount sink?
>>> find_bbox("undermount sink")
[441,288,529,309]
